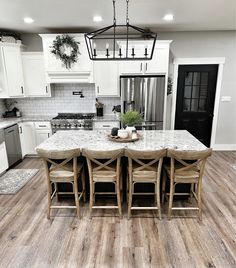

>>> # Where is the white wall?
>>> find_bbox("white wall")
[157,31,236,147]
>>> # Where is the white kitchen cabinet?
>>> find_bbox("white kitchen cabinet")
[0,142,9,174]
[94,60,120,97]
[93,121,120,130]
[0,44,24,97]
[35,130,51,146]
[0,47,8,98]
[18,122,36,157]
[22,52,51,97]
[145,46,169,74]
[35,122,52,146]
[40,34,93,83]
[119,41,172,75]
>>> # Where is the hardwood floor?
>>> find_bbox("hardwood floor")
[0,152,236,267]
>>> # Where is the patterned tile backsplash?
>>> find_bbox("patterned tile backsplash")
[0,84,121,117]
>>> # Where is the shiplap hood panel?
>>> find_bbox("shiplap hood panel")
[39,34,93,83]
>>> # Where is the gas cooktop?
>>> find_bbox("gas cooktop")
[52,113,95,120]
[51,113,95,132]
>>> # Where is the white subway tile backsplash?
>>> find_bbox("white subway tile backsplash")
[2,84,121,117]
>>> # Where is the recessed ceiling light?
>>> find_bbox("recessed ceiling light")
[24,17,34,24]
[93,15,103,22]
[163,14,174,21]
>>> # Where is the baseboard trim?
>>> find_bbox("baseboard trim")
[213,144,236,151]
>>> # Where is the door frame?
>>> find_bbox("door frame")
[171,57,225,148]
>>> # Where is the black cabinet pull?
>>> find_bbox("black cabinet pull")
[46,86,48,93]
[21,86,24,94]
[48,133,50,138]
[19,126,22,133]
[7,130,14,133]
[39,125,47,127]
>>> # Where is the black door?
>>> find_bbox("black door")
[175,65,218,147]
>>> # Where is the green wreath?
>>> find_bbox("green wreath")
[51,34,80,69]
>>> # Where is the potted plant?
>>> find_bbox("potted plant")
[120,111,142,135]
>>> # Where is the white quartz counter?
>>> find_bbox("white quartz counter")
[36,130,207,153]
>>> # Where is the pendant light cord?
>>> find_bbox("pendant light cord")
[113,0,116,25]
[126,0,129,25]
[113,0,130,25]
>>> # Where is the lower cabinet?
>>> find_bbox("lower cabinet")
[18,121,52,157]
[0,142,9,174]
[35,130,51,146]
[18,122,36,157]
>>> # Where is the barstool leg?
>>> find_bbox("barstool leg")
[55,182,59,202]
[89,181,94,219]
[197,182,202,221]
[156,180,162,220]
[162,172,167,204]
[74,180,80,218]
[116,180,122,218]
[47,181,52,219]
[82,169,86,202]
[128,181,133,220]
[168,180,174,220]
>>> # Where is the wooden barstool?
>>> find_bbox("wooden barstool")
[82,148,124,218]
[125,148,166,219]
[162,148,212,220]
[37,148,86,219]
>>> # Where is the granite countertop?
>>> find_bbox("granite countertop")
[36,130,207,153]
[0,115,54,130]
[0,114,119,130]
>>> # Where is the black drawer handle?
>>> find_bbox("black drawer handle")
[38,125,47,127]
[7,130,14,133]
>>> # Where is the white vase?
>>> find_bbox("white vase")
[126,126,136,137]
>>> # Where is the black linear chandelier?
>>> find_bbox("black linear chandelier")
[84,0,157,61]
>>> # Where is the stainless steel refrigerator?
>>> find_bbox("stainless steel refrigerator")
[120,75,165,130]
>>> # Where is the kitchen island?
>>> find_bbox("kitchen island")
[36,130,206,152]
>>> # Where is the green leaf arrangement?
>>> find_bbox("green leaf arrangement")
[51,34,80,69]
[120,111,143,127]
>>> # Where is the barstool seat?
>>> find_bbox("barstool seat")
[36,148,86,219]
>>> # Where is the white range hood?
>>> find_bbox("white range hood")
[39,34,93,83]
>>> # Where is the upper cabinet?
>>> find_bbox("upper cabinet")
[0,43,24,98]
[93,60,120,97]
[40,34,93,83]
[119,41,172,75]
[22,52,51,97]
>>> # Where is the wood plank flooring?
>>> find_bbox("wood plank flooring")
[0,152,236,268]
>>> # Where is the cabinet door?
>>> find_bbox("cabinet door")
[22,53,50,97]
[0,47,8,98]
[19,122,36,157]
[3,46,24,97]
[35,130,51,146]
[119,61,143,74]
[145,47,169,74]
[0,142,9,173]
[94,61,119,96]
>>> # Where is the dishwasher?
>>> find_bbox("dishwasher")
[4,124,22,167]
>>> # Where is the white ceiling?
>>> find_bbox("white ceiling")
[0,0,236,33]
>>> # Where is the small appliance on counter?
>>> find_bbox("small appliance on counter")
[2,107,21,118]
[95,98,104,117]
